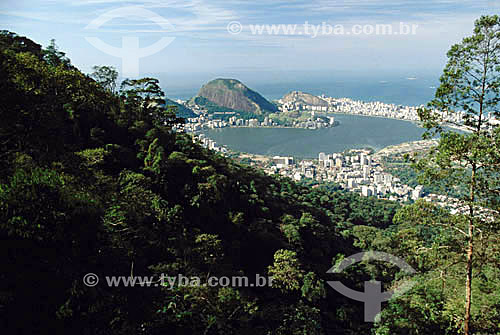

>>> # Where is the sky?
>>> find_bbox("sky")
[0,0,498,98]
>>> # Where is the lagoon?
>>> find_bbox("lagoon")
[202,114,426,158]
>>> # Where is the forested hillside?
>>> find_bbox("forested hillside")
[1,23,499,335]
[0,30,399,334]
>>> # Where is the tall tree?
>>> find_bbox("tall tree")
[120,77,183,128]
[43,39,70,67]
[417,15,500,335]
[90,65,118,93]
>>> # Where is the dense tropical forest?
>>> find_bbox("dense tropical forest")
[0,15,499,335]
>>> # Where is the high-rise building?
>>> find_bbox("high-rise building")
[361,186,372,197]
[347,179,357,189]
[360,153,367,165]
[272,156,294,166]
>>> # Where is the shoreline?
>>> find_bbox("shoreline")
[197,111,471,134]
[228,139,438,164]
[325,111,421,125]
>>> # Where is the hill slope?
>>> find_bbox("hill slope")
[165,97,196,118]
[282,91,329,107]
[0,31,406,335]
[194,78,278,115]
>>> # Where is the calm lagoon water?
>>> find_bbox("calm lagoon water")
[202,114,426,158]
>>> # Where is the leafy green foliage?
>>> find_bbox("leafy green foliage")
[3,26,498,335]
[0,30,405,334]
[381,15,500,335]
[90,65,118,93]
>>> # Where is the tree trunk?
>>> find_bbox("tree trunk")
[464,166,476,335]
[464,217,473,335]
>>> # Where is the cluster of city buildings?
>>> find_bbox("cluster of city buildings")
[190,132,498,217]
[188,130,426,203]
[181,112,335,132]
[276,94,500,134]
[277,95,422,120]
[265,150,425,202]
[185,114,278,130]
[278,102,328,113]
[191,133,228,153]
[327,97,424,121]
[275,94,475,129]
[285,113,336,129]
[265,149,498,217]
[176,93,500,133]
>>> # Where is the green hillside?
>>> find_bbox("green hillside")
[0,30,397,334]
[165,98,196,118]
[1,26,500,335]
